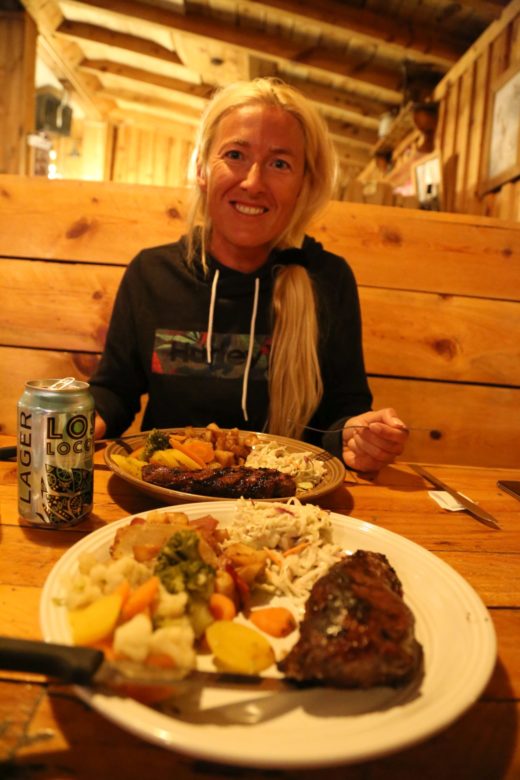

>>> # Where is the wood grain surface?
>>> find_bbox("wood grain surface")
[1,174,518,468]
[1,433,520,779]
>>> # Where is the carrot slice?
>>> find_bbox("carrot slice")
[283,542,309,557]
[169,436,206,467]
[120,576,160,623]
[249,607,297,638]
[184,438,215,464]
[146,652,177,668]
[113,578,131,604]
[209,592,237,621]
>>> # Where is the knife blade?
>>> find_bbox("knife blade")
[0,637,299,693]
[410,464,501,530]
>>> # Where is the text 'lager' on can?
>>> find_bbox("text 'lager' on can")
[17,378,95,527]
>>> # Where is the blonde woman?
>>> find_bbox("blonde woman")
[92,78,408,474]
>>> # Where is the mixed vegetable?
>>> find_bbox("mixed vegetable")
[112,424,260,481]
[62,501,342,702]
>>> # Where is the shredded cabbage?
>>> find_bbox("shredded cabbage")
[225,498,344,600]
[245,441,325,490]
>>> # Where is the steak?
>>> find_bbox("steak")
[278,550,423,688]
[141,463,297,499]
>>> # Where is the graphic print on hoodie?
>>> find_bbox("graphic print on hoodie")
[151,330,272,378]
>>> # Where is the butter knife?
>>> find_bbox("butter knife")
[410,464,501,530]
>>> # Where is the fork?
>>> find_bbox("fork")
[315,450,337,462]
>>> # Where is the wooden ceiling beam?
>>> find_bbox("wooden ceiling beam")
[55,19,183,66]
[20,0,113,119]
[324,117,378,147]
[79,58,214,103]
[252,0,465,66]
[280,72,396,119]
[65,0,404,100]
[97,87,202,125]
[452,0,509,18]
[330,139,371,166]
[82,57,378,147]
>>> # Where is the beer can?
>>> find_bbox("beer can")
[17,378,95,527]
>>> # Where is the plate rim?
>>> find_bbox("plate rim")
[103,427,345,504]
[40,500,497,769]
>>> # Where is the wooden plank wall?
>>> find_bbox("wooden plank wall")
[111,122,196,187]
[0,174,519,468]
[0,10,37,175]
[356,3,520,221]
[434,1,520,221]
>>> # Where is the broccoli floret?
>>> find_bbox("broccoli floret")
[142,428,171,461]
[154,530,215,601]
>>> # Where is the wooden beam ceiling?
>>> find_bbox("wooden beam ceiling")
[21,0,505,173]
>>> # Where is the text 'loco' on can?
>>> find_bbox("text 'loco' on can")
[17,378,95,527]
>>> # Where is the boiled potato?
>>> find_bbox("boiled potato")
[205,620,275,674]
[169,448,203,470]
[150,449,183,468]
[68,591,123,645]
[112,454,144,480]
[213,449,235,467]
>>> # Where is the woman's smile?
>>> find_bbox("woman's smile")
[231,201,269,216]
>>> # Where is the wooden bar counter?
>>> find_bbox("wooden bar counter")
[1,432,519,779]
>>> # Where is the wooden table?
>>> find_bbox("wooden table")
[1,432,519,780]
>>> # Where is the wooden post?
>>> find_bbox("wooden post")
[0,8,37,175]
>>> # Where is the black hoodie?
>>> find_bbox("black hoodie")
[89,234,372,454]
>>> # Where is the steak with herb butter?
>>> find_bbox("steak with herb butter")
[278,550,423,688]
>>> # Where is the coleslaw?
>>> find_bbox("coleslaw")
[224,498,344,600]
[245,441,325,490]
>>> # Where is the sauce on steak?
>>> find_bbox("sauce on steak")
[141,463,297,498]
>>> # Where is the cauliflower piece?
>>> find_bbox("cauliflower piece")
[113,612,153,662]
[77,552,98,575]
[148,619,196,671]
[153,585,188,623]
[74,556,151,602]
[63,573,103,610]
[104,556,151,590]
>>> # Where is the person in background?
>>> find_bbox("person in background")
[90,77,408,475]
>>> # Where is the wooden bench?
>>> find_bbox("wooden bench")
[1,173,519,468]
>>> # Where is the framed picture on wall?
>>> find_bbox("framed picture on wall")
[480,62,520,196]
[412,152,442,210]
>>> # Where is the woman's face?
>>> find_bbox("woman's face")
[198,103,306,272]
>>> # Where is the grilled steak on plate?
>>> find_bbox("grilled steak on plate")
[141,463,297,498]
[278,550,423,688]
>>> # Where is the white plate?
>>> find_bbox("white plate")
[40,502,496,769]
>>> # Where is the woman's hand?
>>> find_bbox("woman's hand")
[94,413,107,440]
[341,408,409,475]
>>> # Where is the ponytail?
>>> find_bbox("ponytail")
[268,265,323,439]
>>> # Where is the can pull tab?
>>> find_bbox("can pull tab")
[48,377,76,390]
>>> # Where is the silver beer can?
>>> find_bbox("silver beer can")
[17,378,95,527]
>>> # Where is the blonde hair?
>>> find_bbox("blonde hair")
[187,78,337,438]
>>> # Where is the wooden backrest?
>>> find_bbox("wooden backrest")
[1,174,519,467]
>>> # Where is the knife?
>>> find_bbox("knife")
[0,637,299,693]
[410,464,501,530]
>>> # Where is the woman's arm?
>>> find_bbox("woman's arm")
[89,258,148,437]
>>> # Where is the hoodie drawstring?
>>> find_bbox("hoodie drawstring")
[206,268,259,423]
[241,276,260,422]
[206,268,220,364]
